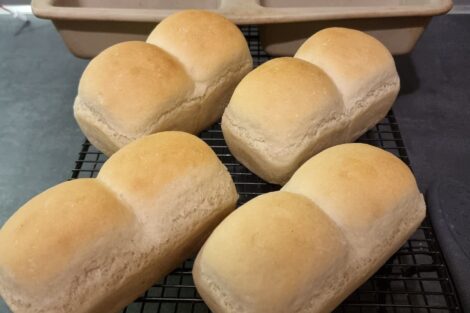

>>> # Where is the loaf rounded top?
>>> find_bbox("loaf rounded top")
[0,179,134,286]
[194,191,348,312]
[283,143,418,231]
[295,27,398,109]
[97,131,226,214]
[77,41,194,137]
[225,57,344,143]
[147,10,252,83]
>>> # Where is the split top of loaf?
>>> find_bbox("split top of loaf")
[75,10,252,156]
[0,131,238,313]
[295,27,398,111]
[146,10,250,84]
[222,27,400,185]
[193,143,426,313]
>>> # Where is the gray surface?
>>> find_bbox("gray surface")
[0,12,469,313]
[0,16,86,229]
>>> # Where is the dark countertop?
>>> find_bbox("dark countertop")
[393,15,470,191]
[0,13,469,313]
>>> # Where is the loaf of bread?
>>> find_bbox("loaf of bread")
[74,10,252,156]
[0,132,238,313]
[193,143,425,313]
[222,27,400,184]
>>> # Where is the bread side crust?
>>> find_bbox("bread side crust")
[74,96,132,156]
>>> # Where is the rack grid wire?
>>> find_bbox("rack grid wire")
[70,27,461,313]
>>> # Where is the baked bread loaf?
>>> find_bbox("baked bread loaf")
[0,131,238,313]
[193,143,425,313]
[222,27,399,184]
[74,10,252,156]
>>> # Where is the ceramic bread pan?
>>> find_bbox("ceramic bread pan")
[32,0,452,58]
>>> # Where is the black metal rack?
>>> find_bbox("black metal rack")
[70,27,461,313]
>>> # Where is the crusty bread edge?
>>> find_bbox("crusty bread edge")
[74,96,132,156]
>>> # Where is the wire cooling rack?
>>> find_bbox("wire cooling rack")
[70,27,462,313]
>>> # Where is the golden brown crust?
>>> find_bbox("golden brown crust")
[282,143,418,230]
[75,10,252,156]
[222,27,399,184]
[147,10,252,83]
[97,132,224,210]
[0,179,133,285]
[0,131,238,313]
[194,143,425,313]
[221,57,345,184]
[78,41,194,138]
[194,191,348,313]
[225,57,343,139]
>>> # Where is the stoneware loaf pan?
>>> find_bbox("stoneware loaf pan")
[32,0,452,58]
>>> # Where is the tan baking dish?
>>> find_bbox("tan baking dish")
[32,0,452,58]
